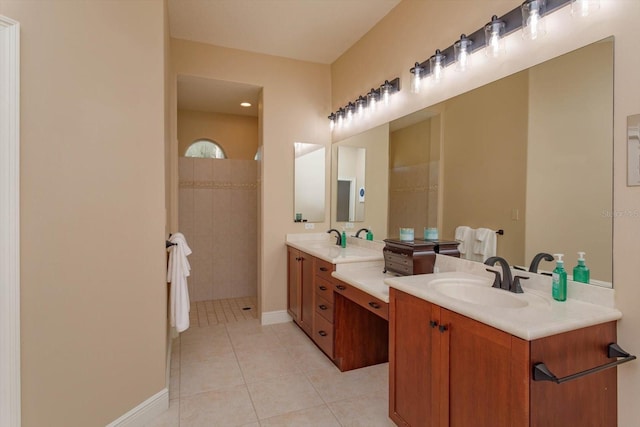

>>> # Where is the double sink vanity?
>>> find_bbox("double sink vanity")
[286,233,631,427]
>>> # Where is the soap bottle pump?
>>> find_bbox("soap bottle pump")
[573,252,590,284]
[552,254,567,302]
[366,228,373,241]
[341,228,347,248]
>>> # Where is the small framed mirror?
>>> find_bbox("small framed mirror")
[294,142,325,223]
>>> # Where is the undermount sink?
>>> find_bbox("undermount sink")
[430,278,529,309]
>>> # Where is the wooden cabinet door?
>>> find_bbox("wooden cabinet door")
[299,252,315,336]
[389,288,440,426]
[530,322,617,427]
[286,246,301,324]
[440,309,529,427]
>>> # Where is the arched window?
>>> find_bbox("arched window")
[185,139,226,159]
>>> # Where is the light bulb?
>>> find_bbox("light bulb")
[346,103,355,123]
[454,35,473,72]
[328,113,336,130]
[522,0,546,40]
[411,63,424,94]
[429,50,445,83]
[484,16,505,58]
[367,89,378,113]
[381,81,392,105]
[355,96,367,116]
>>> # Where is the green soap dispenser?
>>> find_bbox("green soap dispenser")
[573,251,590,284]
[552,254,567,302]
[366,228,373,241]
[341,229,347,248]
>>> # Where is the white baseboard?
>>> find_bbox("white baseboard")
[106,388,169,427]
[261,310,292,325]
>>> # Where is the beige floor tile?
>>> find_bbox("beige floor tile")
[247,373,324,420]
[307,363,388,403]
[179,323,228,345]
[179,384,258,427]
[180,335,234,364]
[260,405,341,426]
[236,346,301,383]
[287,340,340,374]
[143,399,179,427]
[327,393,395,426]
[180,352,245,397]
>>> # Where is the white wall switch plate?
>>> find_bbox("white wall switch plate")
[304,223,314,230]
[345,222,354,229]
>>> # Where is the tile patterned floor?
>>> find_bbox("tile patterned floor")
[189,297,258,327]
[146,316,393,426]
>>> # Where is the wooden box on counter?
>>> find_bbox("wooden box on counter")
[383,238,460,276]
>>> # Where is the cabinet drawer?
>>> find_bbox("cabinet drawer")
[334,280,389,320]
[315,258,335,281]
[384,260,413,276]
[313,312,334,357]
[315,294,334,323]
[315,276,334,303]
[384,250,412,265]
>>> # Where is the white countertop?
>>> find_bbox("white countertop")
[286,233,384,264]
[332,262,400,303]
[385,271,622,341]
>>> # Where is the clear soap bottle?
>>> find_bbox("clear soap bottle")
[573,251,590,284]
[552,254,567,302]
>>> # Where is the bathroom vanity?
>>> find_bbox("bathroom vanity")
[286,236,390,371]
[386,270,627,427]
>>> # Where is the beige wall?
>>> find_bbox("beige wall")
[0,1,168,426]
[441,71,528,264]
[171,39,331,315]
[526,39,613,281]
[177,109,258,160]
[331,0,640,423]
[331,124,389,239]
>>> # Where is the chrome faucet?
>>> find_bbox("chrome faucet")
[484,256,528,293]
[354,228,369,238]
[529,252,554,274]
[327,229,342,246]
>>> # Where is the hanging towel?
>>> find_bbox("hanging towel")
[472,228,497,262]
[167,232,192,333]
[454,226,473,259]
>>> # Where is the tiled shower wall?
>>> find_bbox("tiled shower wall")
[388,161,439,235]
[178,157,257,302]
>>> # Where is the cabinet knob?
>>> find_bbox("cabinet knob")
[318,330,327,337]
[439,325,448,333]
[319,304,328,310]
[368,301,381,309]
[295,257,302,261]
[319,267,328,272]
[319,285,327,291]
[429,320,438,329]
[336,285,347,291]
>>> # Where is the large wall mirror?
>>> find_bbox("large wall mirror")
[331,37,614,286]
[294,142,325,222]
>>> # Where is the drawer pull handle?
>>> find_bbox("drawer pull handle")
[318,330,327,337]
[368,301,381,309]
[533,343,637,384]
[429,320,438,329]
[336,285,347,291]
[319,304,328,310]
[295,257,302,261]
[319,285,327,291]
[438,325,448,333]
[320,267,329,272]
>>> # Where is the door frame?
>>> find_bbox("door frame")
[0,15,21,427]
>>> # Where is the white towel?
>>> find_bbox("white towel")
[454,226,473,258]
[167,232,192,333]
[472,228,497,262]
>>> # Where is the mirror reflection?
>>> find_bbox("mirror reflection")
[336,146,366,222]
[294,142,325,223]
[331,37,613,284]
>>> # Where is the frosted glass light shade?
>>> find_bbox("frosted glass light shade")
[454,35,473,72]
[484,16,506,58]
[522,0,547,40]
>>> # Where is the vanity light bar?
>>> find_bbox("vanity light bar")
[410,0,577,82]
[328,77,400,130]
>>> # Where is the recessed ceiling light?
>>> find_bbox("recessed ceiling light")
[240,102,252,107]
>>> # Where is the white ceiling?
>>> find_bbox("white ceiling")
[168,0,401,65]
[170,0,400,117]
